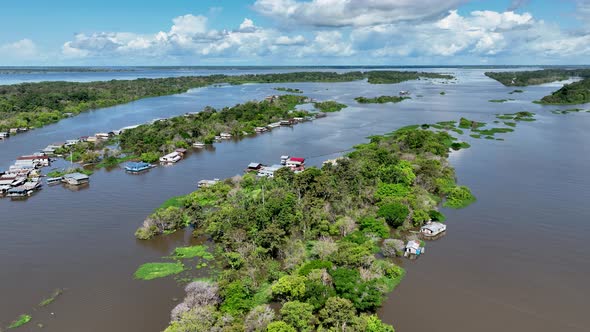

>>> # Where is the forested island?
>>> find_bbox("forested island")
[54,95,344,165]
[274,87,303,93]
[485,68,590,86]
[538,78,590,105]
[355,96,410,104]
[0,70,453,132]
[133,125,474,331]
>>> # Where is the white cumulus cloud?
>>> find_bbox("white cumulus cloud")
[253,0,467,27]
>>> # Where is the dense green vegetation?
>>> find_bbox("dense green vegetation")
[488,99,513,103]
[0,71,451,131]
[354,96,410,104]
[119,95,311,156]
[275,87,303,93]
[134,262,185,280]
[366,71,453,84]
[538,78,590,105]
[39,289,64,307]
[496,111,535,121]
[485,69,590,86]
[8,314,32,329]
[173,245,215,260]
[133,126,473,331]
[313,101,348,112]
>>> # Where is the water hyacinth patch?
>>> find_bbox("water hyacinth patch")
[8,314,32,329]
[173,245,214,260]
[134,262,185,280]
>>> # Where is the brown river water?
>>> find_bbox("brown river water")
[1,67,589,331]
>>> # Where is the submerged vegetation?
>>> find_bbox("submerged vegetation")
[485,69,590,86]
[551,108,587,114]
[538,78,590,105]
[354,96,410,104]
[133,125,473,331]
[0,71,451,132]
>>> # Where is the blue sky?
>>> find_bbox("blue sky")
[1,0,589,65]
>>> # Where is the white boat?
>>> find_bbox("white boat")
[267,122,281,128]
[47,177,63,185]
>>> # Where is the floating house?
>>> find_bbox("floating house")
[65,139,80,146]
[323,157,345,166]
[86,136,98,143]
[267,122,281,129]
[15,155,51,167]
[257,164,284,178]
[420,222,447,237]
[9,128,18,134]
[220,132,232,139]
[175,148,188,156]
[62,173,90,186]
[193,142,206,148]
[0,184,10,195]
[0,132,9,139]
[286,157,305,169]
[404,240,425,258]
[7,181,41,198]
[159,151,182,163]
[399,90,411,96]
[255,127,268,133]
[280,155,290,165]
[245,162,265,173]
[95,132,113,140]
[46,177,63,185]
[280,119,295,126]
[198,178,220,188]
[125,162,152,173]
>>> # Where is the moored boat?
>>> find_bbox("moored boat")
[125,162,152,173]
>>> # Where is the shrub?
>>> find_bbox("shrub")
[377,203,409,228]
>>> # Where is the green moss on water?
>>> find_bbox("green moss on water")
[159,195,187,210]
[504,122,517,127]
[470,134,481,139]
[551,108,584,115]
[450,142,470,150]
[173,245,214,260]
[440,91,446,95]
[485,136,494,140]
[134,262,184,280]
[8,314,32,329]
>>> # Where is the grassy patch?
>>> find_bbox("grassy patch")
[159,195,187,210]
[134,262,185,280]
[470,134,481,139]
[439,91,446,95]
[173,245,214,260]
[8,314,32,329]
[503,121,517,127]
[96,154,138,168]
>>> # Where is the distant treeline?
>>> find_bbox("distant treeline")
[485,69,590,86]
[0,71,453,131]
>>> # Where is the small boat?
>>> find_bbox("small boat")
[125,162,152,173]
[198,178,220,188]
[254,127,268,133]
[267,122,281,129]
[280,155,290,165]
[46,177,63,185]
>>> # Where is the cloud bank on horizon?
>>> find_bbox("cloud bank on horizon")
[1,0,589,65]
